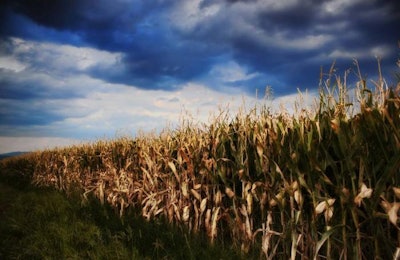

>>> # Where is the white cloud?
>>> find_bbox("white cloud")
[209,61,259,83]
[49,81,257,137]
[370,45,393,59]
[5,37,123,73]
[327,44,393,59]
[321,0,367,14]
[169,0,221,31]
[0,56,26,72]
[271,33,333,50]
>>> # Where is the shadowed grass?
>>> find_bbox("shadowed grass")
[0,176,137,259]
[0,170,243,259]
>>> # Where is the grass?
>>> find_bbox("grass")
[0,169,243,259]
[1,55,400,259]
[0,170,137,259]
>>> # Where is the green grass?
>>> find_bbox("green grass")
[0,173,136,259]
[0,171,243,260]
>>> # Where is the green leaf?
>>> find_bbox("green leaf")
[314,225,342,260]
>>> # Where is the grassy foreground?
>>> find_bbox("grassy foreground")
[1,58,400,259]
[0,169,242,259]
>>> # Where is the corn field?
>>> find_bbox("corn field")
[2,61,400,259]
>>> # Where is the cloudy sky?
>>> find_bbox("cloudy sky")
[0,0,399,153]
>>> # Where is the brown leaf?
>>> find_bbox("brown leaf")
[247,193,253,215]
[191,188,202,201]
[182,182,189,198]
[354,183,373,207]
[183,205,190,222]
[393,187,400,199]
[315,201,326,215]
[225,187,235,199]
[200,198,207,214]
[211,207,220,243]
[388,202,400,226]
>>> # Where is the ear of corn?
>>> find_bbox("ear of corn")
[1,58,400,259]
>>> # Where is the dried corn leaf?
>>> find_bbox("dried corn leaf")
[225,187,235,198]
[191,188,202,201]
[183,205,190,222]
[354,183,373,207]
[200,198,208,214]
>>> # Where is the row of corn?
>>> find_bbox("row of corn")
[2,63,400,259]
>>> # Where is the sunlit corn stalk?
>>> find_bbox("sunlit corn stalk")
[254,211,282,259]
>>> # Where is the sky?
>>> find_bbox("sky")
[0,0,399,153]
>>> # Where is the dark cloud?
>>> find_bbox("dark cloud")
[256,1,320,33]
[0,99,64,126]
[1,0,141,50]
[0,73,82,100]
[1,0,229,89]
[1,0,399,95]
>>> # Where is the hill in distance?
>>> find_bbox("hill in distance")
[0,151,29,160]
